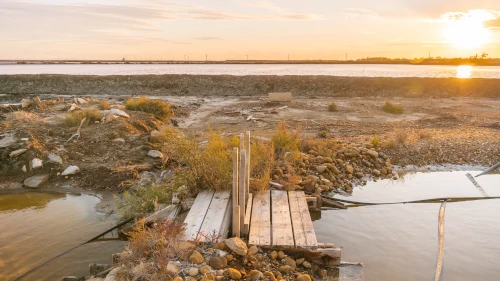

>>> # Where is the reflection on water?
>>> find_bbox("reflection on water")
[0,192,65,212]
[314,171,500,281]
[0,191,123,281]
[456,65,472,78]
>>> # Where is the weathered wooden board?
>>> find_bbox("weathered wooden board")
[243,193,253,236]
[271,190,294,246]
[198,190,232,241]
[183,190,215,241]
[248,191,271,246]
[289,191,318,248]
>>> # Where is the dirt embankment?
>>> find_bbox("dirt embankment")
[1,75,500,98]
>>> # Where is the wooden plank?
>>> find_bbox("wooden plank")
[183,190,215,241]
[245,131,251,204]
[219,191,233,241]
[243,193,253,236]
[248,191,271,246]
[198,190,232,242]
[232,148,239,237]
[239,149,247,233]
[289,191,318,248]
[271,190,294,247]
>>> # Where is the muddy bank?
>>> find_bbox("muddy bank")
[1,75,500,98]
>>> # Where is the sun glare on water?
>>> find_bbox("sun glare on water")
[443,10,493,49]
[456,65,472,78]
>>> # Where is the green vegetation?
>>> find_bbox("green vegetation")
[371,135,381,148]
[116,184,171,220]
[317,129,328,138]
[125,96,173,121]
[382,100,404,114]
[98,100,110,110]
[61,109,103,127]
[328,102,338,112]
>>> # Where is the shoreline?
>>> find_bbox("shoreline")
[2,75,500,98]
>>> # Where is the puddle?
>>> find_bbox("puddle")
[314,171,500,281]
[0,191,124,281]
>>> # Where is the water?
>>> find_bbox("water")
[1,64,500,78]
[314,171,500,281]
[0,191,124,281]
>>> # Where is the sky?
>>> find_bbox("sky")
[1,0,500,60]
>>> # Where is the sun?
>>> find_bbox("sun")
[442,10,493,49]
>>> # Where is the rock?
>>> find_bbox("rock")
[10,148,27,158]
[295,258,304,265]
[89,263,111,276]
[24,174,49,188]
[272,168,284,178]
[381,168,388,176]
[205,273,215,281]
[173,277,183,281]
[69,103,78,111]
[189,250,204,264]
[148,150,164,159]
[317,269,328,278]
[166,261,180,274]
[225,237,248,256]
[21,99,32,108]
[31,158,43,169]
[225,254,234,262]
[61,165,80,176]
[216,270,225,276]
[319,185,330,192]
[103,112,115,123]
[200,265,211,275]
[263,271,276,281]
[345,165,354,174]
[284,257,296,268]
[277,251,285,259]
[111,138,125,144]
[246,270,263,280]
[270,251,278,260]
[209,257,227,269]
[226,268,242,280]
[0,134,17,148]
[372,169,381,177]
[278,265,293,274]
[110,108,130,118]
[75,97,88,104]
[249,245,259,255]
[47,153,63,165]
[189,267,200,277]
[331,165,340,175]
[323,157,333,163]
[295,274,311,281]
[355,172,364,178]
[315,166,327,173]
[213,242,227,250]
[22,165,27,172]
[366,150,378,158]
[301,261,311,269]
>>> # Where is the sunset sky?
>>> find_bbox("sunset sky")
[1,0,500,60]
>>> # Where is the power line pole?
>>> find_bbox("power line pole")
[345,53,348,61]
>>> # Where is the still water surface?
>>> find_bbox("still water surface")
[0,191,123,281]
[314,171,500,281]
[1,64,500,78]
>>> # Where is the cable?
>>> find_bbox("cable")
[13,217,135,281]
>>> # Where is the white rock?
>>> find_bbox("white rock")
[188,267,199,277]
[22,165,27,172]
[112,138,125,143]
[21,99,32,108]
[224,237,248,256]
[69,103,78,111]
[166,261,180,274]
[10,148,27,158]
[47,153,63,165]
[61,165,80,176]
[24,174,50,188]
[111,108,130,118]
[31,158,43,169]
[148,150,163,158]
[75,97,88,104]
[0,134,17,148]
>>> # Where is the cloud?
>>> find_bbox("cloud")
[484,17,500,28]
[345,8,379,17]
[195,37,223,40]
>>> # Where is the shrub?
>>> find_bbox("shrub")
[125,96,173,121]
[249,140,275,192]
[116,184,171,220]
[98,100,110,110]
[394,129,409,144]
[61,110,103,127]
[272,121,299,156]
[328,102,338,112]
[371,135,381,148]
[317,129,328,138]
[382,100,404,114]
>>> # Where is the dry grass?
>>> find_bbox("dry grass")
[98,100,111,110]
[317,129,328,138]
[272,121,300,156]
[126,96,173,121]
[61,110,103,127]
[382,100,404,114]
[328,102,338,112]
[116,184,171,220]
[418,130,433,139]
[371,135,381,148]
[6,111,43,125]
[394,129,410,144]
[249,139,275,192]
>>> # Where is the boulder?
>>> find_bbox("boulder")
[189,250,205,264]
[366,150,379,158]
[246,270,263,280]
[31,158,43,169]
[188,267,199,277]
[61,165,80,176]
[284,257,296,268]
[166,261,180,274]
[24,174,50,188]
[47,153,63,165]
[315,166,327,173]
[110,108,130,118]
[21,99,32,108]
[225,237,248,256]
[249,245,259,255]
[226,268,242,280]
[277,251,285,259]
[148,150,164,158]
[200,265,211,275]
[295,274,311,281]
[372,169,381,177]
[345,165,354,174]
[278,265,293,274]
[10,148,27,158]
[270,251,278,260]
[209,257,227,269]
